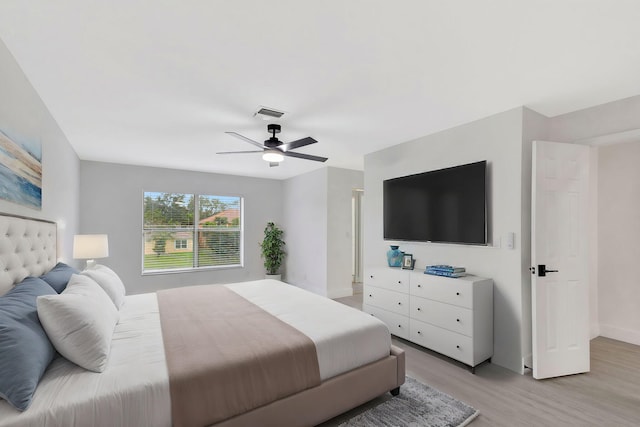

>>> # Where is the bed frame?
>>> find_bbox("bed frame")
[0,212,405,426]
[0,213,57,297]
[218,346,404,426]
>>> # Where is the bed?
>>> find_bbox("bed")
[0,213,405,426]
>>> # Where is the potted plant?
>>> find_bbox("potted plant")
[260,222,286,280]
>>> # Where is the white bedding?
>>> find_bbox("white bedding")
[0,280,391,427]
[0,294,171,427]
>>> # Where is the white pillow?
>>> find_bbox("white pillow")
[82,264,126,309]
[36,274,119,373]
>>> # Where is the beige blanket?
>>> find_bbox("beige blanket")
[157,285,321,427]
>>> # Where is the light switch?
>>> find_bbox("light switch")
[506,232,515,250]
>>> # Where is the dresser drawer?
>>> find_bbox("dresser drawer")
[411,273,473,308]
[410,318,474,366]
[364,286,410,316]
[364,304,409,340]
[364,267,410,293]
[410,296,473,337]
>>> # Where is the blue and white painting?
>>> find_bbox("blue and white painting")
[0,129,42,209]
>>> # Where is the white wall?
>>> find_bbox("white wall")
[79,160,283,295]
[596,141,640,345]
[283,166,363,297]
[520,107,550,366]
[283,168,328,295]
[588,149,600,339]
[364,107,527,373]
[0,39,80,265]
[327,167,364,298]
[549,95,640,143]
[550,94,640,345]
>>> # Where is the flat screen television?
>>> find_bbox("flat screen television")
[383,161,487,245]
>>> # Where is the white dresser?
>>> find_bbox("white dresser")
[363,267,493,372]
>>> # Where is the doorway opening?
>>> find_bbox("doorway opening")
[352,189,364,293]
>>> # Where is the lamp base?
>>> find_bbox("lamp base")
[85,259,98,269]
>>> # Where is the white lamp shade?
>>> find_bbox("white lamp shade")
[73,234,109,259]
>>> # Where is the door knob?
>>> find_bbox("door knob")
[537,264,559,277]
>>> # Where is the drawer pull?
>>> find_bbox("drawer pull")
[398,324,402,328]
[417,331,422,335]
[417,284,422,288]
[456,292,460,296]
[368,294,372,297]
[398,280,402,284]
[397,302,402,305]
[456,318,460,322]
[370,275,374,279]
[456,345,460,349]
[417,307,421,311]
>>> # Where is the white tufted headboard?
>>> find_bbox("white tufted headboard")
[0,213,57,296]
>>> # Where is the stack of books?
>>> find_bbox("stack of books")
[424,265,466,278]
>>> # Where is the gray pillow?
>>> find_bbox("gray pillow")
[40,262,80,293]
[0,277,57,411]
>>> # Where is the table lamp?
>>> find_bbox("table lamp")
[73,234,109,269]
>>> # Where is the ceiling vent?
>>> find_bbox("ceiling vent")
[254,106,285,120]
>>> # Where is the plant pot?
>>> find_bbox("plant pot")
[265,274,282,281]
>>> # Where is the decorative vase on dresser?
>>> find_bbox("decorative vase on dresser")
[386,245,404,267]
[363,267,493,373]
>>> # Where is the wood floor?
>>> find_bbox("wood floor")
[332,293,640,426]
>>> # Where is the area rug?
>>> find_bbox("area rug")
[334,377,479,427]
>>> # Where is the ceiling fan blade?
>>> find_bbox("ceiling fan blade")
[269,162,279,168]
[282,151,328,162]
[281,137,317,151]
[225,132,265,149]
[216,150,264,154]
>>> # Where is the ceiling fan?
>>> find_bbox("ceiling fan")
[217,124,328,167]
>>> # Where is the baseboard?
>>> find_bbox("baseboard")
[328,286,354,299]
[599,323,640,346]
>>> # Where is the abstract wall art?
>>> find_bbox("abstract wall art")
[0,129,42,209]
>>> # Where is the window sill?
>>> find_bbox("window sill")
[141,264,243,276]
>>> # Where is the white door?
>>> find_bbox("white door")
[532,140,590,379]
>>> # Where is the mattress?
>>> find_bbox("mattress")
[0,280,391,427]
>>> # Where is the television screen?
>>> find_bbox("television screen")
[383,161,487,245]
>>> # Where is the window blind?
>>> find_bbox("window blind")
[143,192,242,273]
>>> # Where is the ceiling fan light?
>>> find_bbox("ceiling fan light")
[263,150,284,162]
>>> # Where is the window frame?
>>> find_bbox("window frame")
[141,191,244,275]
[174,239,188,249]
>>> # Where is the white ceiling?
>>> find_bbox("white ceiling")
[1,1,639,179]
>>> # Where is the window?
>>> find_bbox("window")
[143,192,243,273]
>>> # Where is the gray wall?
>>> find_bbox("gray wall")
[549,95,640,143]
[327,167,364,298]
[282,168,328,295]
[0,39,80,265]
[550,94,640,346]
[520,107,550,367]
[364,107,528,373]
[363,98,640,373]
[79,160,283,295]
[597,141,640,344]
[282,167,363,297]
